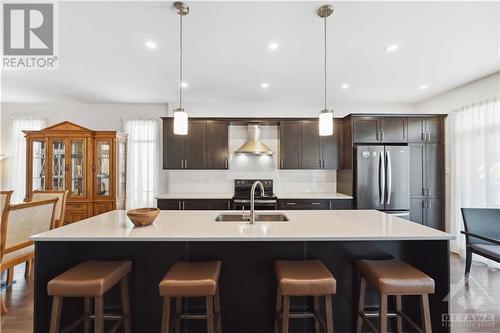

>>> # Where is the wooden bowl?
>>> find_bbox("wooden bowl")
[127,208,160,227]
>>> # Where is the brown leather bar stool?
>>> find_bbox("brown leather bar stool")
[159,261,222,333]
[274,260,336,333]
[356,259,435,333]
[47,260,132,333]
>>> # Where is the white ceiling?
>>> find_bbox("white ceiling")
[2,1,499,106]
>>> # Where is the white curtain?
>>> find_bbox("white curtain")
[123,119,160,209]
[9,117,46,203]
[450,98,500,267]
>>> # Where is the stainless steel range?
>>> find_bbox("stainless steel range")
[232,179,277,210]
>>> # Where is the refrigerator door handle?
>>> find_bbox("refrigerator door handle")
[379,150,385,205]
[386,150,392,205]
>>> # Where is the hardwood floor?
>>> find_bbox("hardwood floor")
[1,254,499,332]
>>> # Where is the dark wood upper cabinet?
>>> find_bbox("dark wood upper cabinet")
[279,121,301,169]
[353,116,407,143]
[352,117,379,143]
[163,120,184,169]
[206,121,228,169]
[184,121,207,169]
[280,120,341,170]
[408,117,442,143]
[300,121,321,169]
[163,119,228,170]
[379,117,407,142]
[321,121,342,169]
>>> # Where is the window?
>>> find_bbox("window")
[123,119,159,208]
[9,117,46,203]
[451,98,500,266]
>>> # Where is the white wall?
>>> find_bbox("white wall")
[415,71,500,234]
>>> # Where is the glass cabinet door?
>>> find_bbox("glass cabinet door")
[96,140,111,196]
[31,139,46,191]
[117,139,126,197]
[51,140,65,190]
[70,139,85,197]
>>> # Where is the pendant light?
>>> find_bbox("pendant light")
[317,4,334,136]
[173,1,189,135]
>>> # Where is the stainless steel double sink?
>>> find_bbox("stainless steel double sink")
[214,212,289,222]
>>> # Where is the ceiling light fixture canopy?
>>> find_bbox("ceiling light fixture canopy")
[317,4,334,136]
[173,1,189,135]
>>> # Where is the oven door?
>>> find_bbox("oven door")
[233,199,277,211]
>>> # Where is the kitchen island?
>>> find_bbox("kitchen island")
[32,210,453,332]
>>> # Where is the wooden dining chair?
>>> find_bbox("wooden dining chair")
[0,199,57,292]
[0,190,13,314]
[28,190,68,228]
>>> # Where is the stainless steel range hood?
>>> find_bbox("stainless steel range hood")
[234,125,274,156]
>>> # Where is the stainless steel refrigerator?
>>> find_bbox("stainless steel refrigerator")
[355,145,410,218]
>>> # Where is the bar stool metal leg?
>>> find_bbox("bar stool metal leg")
[356,277,366,333]
[162,297,171,333]
[206,296,215,333]
[313,296,321,333]
[395,295,403,333]
[120,277,132,333]
[94,296,104,333]
[83,297,92,333]
[49,296,62,333]
[420,294,432,333]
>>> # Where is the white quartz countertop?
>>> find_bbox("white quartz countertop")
[156,193,233,199]
[31,210,453,242]
[275,192,353,199]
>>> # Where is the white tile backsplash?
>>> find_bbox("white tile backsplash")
[161,125,336,194]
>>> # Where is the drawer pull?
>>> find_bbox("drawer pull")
[286,202,296,206]
[311,202,321,206]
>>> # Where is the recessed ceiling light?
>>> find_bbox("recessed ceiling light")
[418,85,428,90]
[268,42,279,51]
[261,83,270,89]
[181,82,188,88]
[385,44,399,53]
[341,83,350,90]
[145,40,157,50]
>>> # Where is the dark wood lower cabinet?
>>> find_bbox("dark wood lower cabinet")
[409,198,443,230]
[279,199,353,210]
[158,199,231,210]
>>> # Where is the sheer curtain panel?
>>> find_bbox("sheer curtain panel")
[450,98,500,266]
[9,117,46,203]
[123,119,159,209]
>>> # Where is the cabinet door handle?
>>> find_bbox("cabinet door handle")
[227,201,230,210]
[225,159,228,169]
[181,160,184,169]
[427,200,431,209]
[178,201,182,210]
[422,188,426,196]
[421,133,426,141]
[280,160,284,169]
[311,202,321,206]
[427,133,431,141]
[381,132,384,141]
[428,188,432,197]
[286,202,296,206]
[182,201,185,210]
[184,160,188,169]
[376,132,380,141]
[329,201,332,210]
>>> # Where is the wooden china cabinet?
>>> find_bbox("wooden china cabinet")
[24,121,127,224]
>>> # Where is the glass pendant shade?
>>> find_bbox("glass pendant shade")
[319,110,333,136]
[173,108,188,135]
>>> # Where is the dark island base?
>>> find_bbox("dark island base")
[35,240,450,333]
